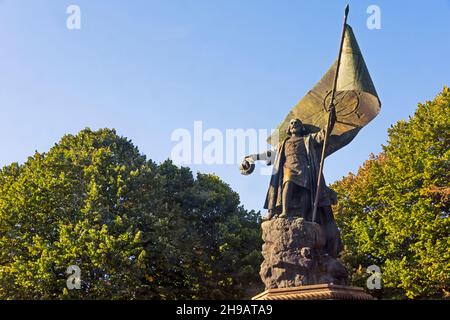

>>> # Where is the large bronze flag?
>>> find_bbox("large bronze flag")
[268,24,381,155]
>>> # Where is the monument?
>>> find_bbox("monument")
[240,5,380,300]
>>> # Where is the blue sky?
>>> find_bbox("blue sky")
[0,0,449,212]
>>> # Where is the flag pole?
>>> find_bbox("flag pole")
[312,4,349,223]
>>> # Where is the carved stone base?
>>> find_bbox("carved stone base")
[260,217,347,289]
[252,284,374,300]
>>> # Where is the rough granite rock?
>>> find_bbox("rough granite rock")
[260,217,348,289]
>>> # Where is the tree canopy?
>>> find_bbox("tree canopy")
[333,87,450,299]
[0,128,262,299]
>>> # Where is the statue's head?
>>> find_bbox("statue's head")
[287,118,307,136]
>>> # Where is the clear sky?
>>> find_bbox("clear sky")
[0,0,449,213]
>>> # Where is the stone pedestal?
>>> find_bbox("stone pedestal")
[252,284,374,300]
[254,217,373,300]
[260,217,347,289]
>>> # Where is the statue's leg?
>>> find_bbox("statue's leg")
[281,181,293,217]
[299,187,311,220]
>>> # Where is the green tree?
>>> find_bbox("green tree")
[0,128,262,299]
[179,173,262,299]
[333,87,450,299]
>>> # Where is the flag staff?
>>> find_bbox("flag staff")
[312,4,350,223]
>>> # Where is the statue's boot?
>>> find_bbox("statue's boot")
[264,210,277,221]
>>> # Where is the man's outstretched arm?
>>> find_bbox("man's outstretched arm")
[240,150,275,175]
[244,150,275,165]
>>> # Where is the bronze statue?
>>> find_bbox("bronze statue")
[241,6,382,295]
[240,7,381,260]
[241,108,343,257]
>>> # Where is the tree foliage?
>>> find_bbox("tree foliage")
[333,87,450,299]
[0,128,262,299]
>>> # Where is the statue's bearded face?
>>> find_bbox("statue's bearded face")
[288,119,305,136]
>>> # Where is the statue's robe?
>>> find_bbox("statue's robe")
[264,129,351,257]
[264,129,335,213]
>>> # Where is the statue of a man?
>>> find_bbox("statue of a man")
[241,108,343,257]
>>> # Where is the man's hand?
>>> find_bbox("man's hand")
[240,158,255,175]
[240,151,274,175]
